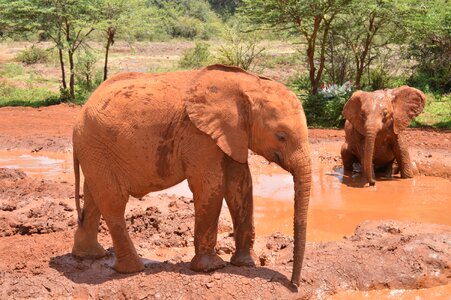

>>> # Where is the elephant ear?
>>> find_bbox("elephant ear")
[185,64,252,163]
[342,91,365,134]
[392,86,426,134]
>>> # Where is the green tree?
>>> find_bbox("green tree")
[98,0,146,80]
[333,0,405,88]
[0,0,101,101]
[241,0,351,94]
[404,0,450,93]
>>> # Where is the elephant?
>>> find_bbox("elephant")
[340,86,426,186]
[71,64,311,286]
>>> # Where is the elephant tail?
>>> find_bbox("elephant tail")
[74,152,84,225]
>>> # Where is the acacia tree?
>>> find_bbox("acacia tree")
[99,0,145,80]
[241,0,351,94]
[0,0,100,101]
[404,0,450,93]
[333,0,404,88]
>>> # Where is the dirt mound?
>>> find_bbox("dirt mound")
[0,168,27,180]
[0,219,449,299]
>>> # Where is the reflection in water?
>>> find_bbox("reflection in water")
[0,150,450,244]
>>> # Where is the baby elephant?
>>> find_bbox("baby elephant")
[341,86,426,185]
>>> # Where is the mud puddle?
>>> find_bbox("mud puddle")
[0,150,72,181]
[1,150,449,244]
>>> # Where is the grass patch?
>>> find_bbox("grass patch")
[411,94,451,129]
[0,82,60,107]
[0,63,25,77]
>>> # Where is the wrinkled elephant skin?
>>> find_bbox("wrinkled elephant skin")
[71,64,311,286]
[341,86,426,186]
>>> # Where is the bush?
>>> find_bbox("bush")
[179,42,211,69]
[216,23,265,71]
[75,50,99,91]
[15,45,49,65]
[407,35,450,94]
[170,16,202,39]
[292,81,353,128]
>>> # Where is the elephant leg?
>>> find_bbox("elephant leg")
[187,159,226,272]
[72,182,106,258]
[91,183,143,273]
[341,142,357,171]
[224,157,256,267]
[393,134,414,178]
[383,160,395,178]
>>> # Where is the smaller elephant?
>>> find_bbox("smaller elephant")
[341,86,426,185]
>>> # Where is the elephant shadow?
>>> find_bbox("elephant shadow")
[327,165,401,188]
[49,251,297,291]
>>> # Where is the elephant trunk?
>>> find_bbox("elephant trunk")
[363,127,377,186]
[290,146,312,286]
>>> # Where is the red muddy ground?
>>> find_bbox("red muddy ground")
[0,104,450,299]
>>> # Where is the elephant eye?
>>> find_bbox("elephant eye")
[382,110,388,118]
[276,132,287,142]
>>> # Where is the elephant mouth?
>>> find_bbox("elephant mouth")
[274,151,284,166]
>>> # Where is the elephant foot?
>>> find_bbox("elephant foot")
[72,240,107,259]
[190,253,226,272]
[113,255,144,273]
[230,250,256,267]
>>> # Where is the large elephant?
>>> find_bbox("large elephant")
[71,64,311,286]
[341,86,426,185]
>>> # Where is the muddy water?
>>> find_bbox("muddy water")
[1,150,450,243]
[254,164,451,242]
[0,150,73,181]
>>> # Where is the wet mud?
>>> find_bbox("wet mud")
[0,105,450,299]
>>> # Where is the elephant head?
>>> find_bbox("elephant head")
[343,86,426,185]
[185,64,311,286]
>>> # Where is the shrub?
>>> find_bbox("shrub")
[179,42,211,69]
[216,23,265,71]
[75,50,99,91]
[294,81,353,128]
[407,35,450,94]
[15,45,49,65]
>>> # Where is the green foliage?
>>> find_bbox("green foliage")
[179,42,211,69]
[208,0,242,18]
[15,45,49,64]
[216,22,265,71]
[411,94,451,128]
[155,0,223,40]
[301,94,348,128]
[0,63,25,77]
[403,0,450,94]
[75,50,100,90]
[0,81,59,107]
[290,77,353,127]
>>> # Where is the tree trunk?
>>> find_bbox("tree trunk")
[68,49,75,101]
[58,47,67,90]
[103,28,115,81]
